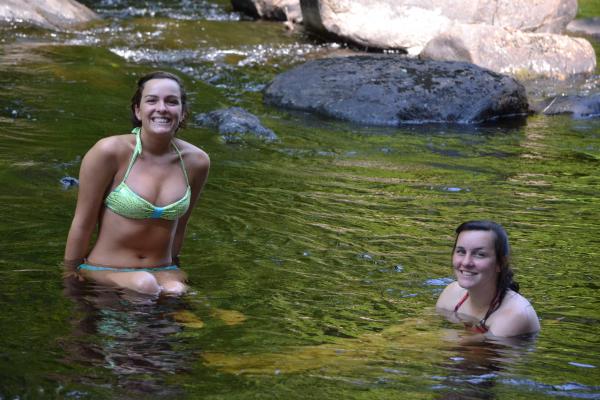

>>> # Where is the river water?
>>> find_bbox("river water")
[1,1,599,398]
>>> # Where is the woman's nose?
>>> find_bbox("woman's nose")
[461,254,474,267]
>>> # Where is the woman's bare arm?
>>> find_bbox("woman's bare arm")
[64,137,120,267]
[172,146,210,262]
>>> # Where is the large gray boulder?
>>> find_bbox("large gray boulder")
[300,0,577,54]
[0,0,98,30]
[421,24,596,80]
[264,55,529,125]
[232,0,302,22]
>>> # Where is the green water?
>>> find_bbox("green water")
[1,1,599,399]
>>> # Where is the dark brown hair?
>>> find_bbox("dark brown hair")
[130,71,188,130]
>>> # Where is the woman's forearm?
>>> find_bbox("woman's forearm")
[64,222,94,267]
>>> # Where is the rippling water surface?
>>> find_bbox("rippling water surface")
[0,1,599,399]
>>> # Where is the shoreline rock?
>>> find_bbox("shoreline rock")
[420,23,596,80]
[0,0,99,30]
[231,0,302,23]
[300,0,577,49]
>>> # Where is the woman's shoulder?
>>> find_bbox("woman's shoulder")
[81,134,134,168]
[175,138,210,168]
[500,290,537,313]
[436,281,462,310]
[88,134,134,158]
[490,290,540,337]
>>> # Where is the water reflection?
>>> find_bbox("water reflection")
[433,330,538,399]
[198,309,551,400]
[61,276,195,396]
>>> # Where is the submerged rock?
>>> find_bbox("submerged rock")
[195,107,278,142]
[60,176,79,189]
[0,0,99,30]
[264,55,529,125]
[532,94,600,119]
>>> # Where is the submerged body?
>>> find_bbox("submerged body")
[437,281,540,337]
[436,221,540,338]
[65,73,210,296]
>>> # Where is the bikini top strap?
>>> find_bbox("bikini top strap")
[122,128,189,186]
[479,292,502,328]
[171,141,190,186]
[454,292,469,313]
[122,127,143,182]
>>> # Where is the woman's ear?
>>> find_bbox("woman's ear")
[134,105,141,122]
[178,111,187,130]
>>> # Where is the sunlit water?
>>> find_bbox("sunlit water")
[1,1,599,398]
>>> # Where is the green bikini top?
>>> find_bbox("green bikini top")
[104,128,191,220]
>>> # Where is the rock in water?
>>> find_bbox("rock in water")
[196,107,278,142]
[264,55,529,125]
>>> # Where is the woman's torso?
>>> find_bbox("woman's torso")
[86,134,190,267]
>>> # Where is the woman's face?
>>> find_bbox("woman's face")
[135,78,184,136]
[452,230,500,291]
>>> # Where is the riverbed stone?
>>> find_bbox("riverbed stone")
[532,94,600,119]
[420,23,596,80]
[232,0,302,22]
[566,17,600,39]
[264,55,529,125]
[195,107,278,142]
[300,0,577,55]
[0,0,99,30]
[60,176,79,189]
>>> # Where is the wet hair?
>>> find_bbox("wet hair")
[453,220,520,308]
[130,71,188,130]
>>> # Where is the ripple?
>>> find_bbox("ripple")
[85,0,241,21]
[110,42,333,69]
[424,278,453,287]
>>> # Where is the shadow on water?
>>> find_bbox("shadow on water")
[268,106,528,134]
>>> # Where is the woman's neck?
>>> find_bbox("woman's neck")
[140,129,174,155]
[467,282,499,313]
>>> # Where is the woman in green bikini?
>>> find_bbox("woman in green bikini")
[64,71,210,296]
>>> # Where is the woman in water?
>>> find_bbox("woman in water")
[436,221,540,337]
[64,71,210,296]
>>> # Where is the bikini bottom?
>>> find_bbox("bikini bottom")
[77,263,179,273]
